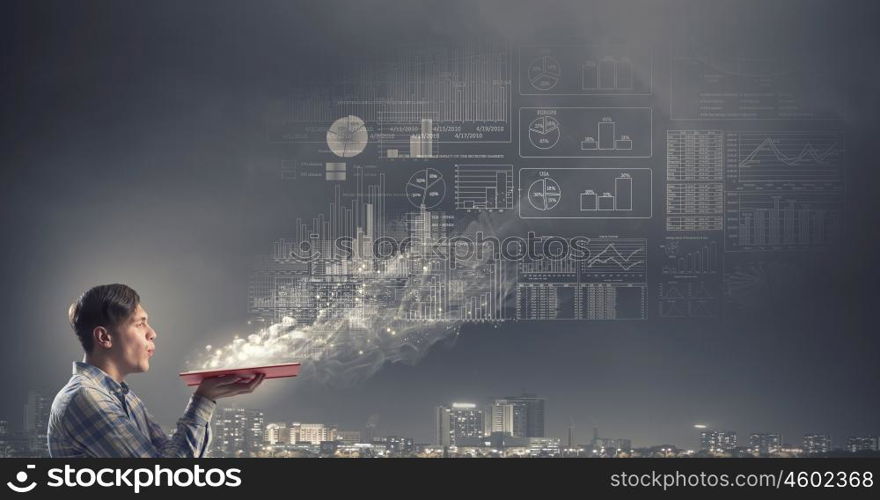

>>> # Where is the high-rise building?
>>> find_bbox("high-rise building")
[488,393,545,437]
[246,410,264,453]
[264,422,289,445]
[211,408,264,457]
[847,435,879,453]
[298,423,337,445]
[700,430,736,453]
[288,422,301,444]
[802,434,832,455]
[749,433,783,455]
[567,422,574,449]
[489,403,521,436]
[436,402,485,447]
[23,391,50,457]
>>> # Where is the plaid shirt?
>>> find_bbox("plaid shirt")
[47,361,216,458]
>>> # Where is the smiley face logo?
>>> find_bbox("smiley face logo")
[7,464,37,493]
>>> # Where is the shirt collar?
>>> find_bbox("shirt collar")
[73,361,131,398]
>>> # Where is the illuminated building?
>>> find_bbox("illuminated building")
[749,433,782,455]
[802,433,832,455]
[211,408,264,457]
[488,393,545,437]
[700,430,736,454]
[436,402,485,447]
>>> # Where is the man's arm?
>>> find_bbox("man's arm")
[143,394,216,458]
[62,387,214,458]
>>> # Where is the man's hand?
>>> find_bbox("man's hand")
[195,373,266,402]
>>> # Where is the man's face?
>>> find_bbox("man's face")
[109,304,157,375]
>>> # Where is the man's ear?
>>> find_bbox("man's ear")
[92,326,112,350]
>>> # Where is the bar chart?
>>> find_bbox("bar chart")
[383,119,435,159]
[454,164,514,211]
[660,237,720,275]
[579,117,633,151]
[582,56,633,91]
[725,193,840,251]
[579,173,633,212]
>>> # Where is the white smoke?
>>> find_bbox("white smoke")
[188,212,520,387]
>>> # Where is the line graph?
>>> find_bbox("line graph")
[724,131,844,251]
[581,238,647,283]
[658,280,718,318]
[586,242,644,272]
[741,138,839,167]
[730,132,845,186]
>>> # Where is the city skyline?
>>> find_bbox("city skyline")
[2,388,876,457]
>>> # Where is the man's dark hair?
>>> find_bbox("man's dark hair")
[68,284,141,352]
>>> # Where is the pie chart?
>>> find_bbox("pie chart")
[406,168,445,208]
[327,115,368,158]
[528,116,560,150]
[527,178,562,211]
[528,55,561,91]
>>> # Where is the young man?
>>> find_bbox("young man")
[47,283,265,458]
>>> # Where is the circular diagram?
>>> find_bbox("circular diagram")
[326,115,368,158]
[528,115,560,149]
[528,55,561,91]
[527,178,562,211]
[406,168,445,209]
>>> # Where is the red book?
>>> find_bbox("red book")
[179,362,301,386]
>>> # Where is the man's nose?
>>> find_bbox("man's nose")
[148,327,157,341]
